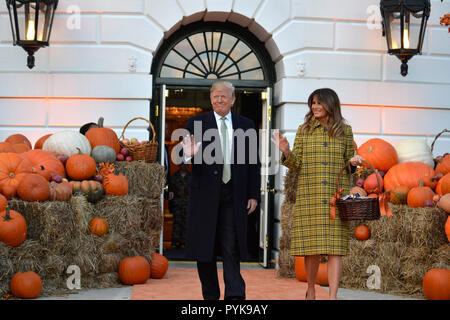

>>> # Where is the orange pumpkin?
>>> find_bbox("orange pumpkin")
[295,257,307,282]
[0,142,14,153]
[435,154,450,175]
[368,193,378,198]
[103,173,128,196]
[20,149,66,179]
[354,225,371,241]
[66,151,96,181]
[5,134,32,149]
[384,162,437,191]
[11,143,31,154]
[150,252,169,279]
[316,261,328,286]
[363,171,384,194]
[34,133,53,150]
[407,182,435,208]
[439,173,450,195]
[10,271,42,299]
[294,256,328,286]
[0,153,34,199]
[422,268,450,300]
[89,217,109,237]
[0,207,27,247]
[85,117,121,154]
[118,256,151,285]
[390,185,410,204]
[435,178,443,195]
[0,194,7,212]
[49,181,72,201]
[357,138,398,172]
[17,174,50,202]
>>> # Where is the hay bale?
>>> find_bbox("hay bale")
[1,191,162,299]
[114,161,165,198]
[347,205,447,249]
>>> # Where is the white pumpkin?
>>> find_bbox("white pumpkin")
[394,139,434,168]
[43,130,92,157]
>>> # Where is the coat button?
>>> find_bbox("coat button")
[323,142,328,147]
[323,199,327,204]
[213,170,218,175]
[322,162,328,165]
[322,180,328,185]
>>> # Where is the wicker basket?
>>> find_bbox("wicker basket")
[431,128,449,166]
[335,160,381,221]
[119,117,158,163]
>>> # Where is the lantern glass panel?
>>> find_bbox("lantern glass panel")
[387,12,401,50]
[404,9,424,51]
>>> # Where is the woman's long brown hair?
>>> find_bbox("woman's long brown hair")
[300,88,347,138]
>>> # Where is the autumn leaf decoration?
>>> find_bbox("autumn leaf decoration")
[441,13,450,32]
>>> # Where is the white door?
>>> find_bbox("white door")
[158,84,167,254]
[259,87,274,268]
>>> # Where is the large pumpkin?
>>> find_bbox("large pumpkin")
[0,207,27,247]
[150,252,169,279]
[294,257,307,282]
[0,153,33,199]
[357,138,398,172]
[42,130,91,157]
[10,271,42,299]
[103,173,128,196]
[406,182,435,208]
[17,174,50,202]
[20,149,66,179]
[34,133,53,150]
[435,154,450,175]
[0,194,7,212]
[11,143,31,154]
[0,142,15,153]
[118,256,151,285]
[422,268,450,300]
[85,117,121,154]
[66,151,97,181]
[5,134,32,149]
[394,139,434,168]
[439,173,450,195]
[384,162,437,191]
[294,256,328,286]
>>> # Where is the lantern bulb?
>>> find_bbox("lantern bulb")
[403,29,410,49]
[26,20,36,41]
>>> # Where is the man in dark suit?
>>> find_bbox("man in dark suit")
[181,81,260,300]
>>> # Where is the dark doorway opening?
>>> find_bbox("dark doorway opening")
[162,88,263,262]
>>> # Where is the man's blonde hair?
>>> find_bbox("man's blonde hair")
[210,81,235,97]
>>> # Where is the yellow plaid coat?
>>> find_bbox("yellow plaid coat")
[281,119,355,256]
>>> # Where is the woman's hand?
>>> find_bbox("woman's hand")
[350,155,363,166]
[271,130,290,158]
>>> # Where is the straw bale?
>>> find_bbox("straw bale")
[282,168,298,204]
[114,161,165,199]
[1,191,162,299]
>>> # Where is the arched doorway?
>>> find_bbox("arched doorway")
[151,21,276,267]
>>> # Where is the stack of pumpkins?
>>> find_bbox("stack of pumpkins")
[0,117,155,299]
[353,137,450,300]
[0,117,130,204]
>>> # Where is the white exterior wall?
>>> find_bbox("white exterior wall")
[1,0,449,263]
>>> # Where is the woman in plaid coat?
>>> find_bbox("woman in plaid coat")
[273,88,363,300]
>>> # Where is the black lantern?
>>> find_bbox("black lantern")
[380,0,430,76]
[6,0,58,69]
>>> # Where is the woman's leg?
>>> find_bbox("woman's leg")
[327,255,342,300]
[304,255,320,300]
